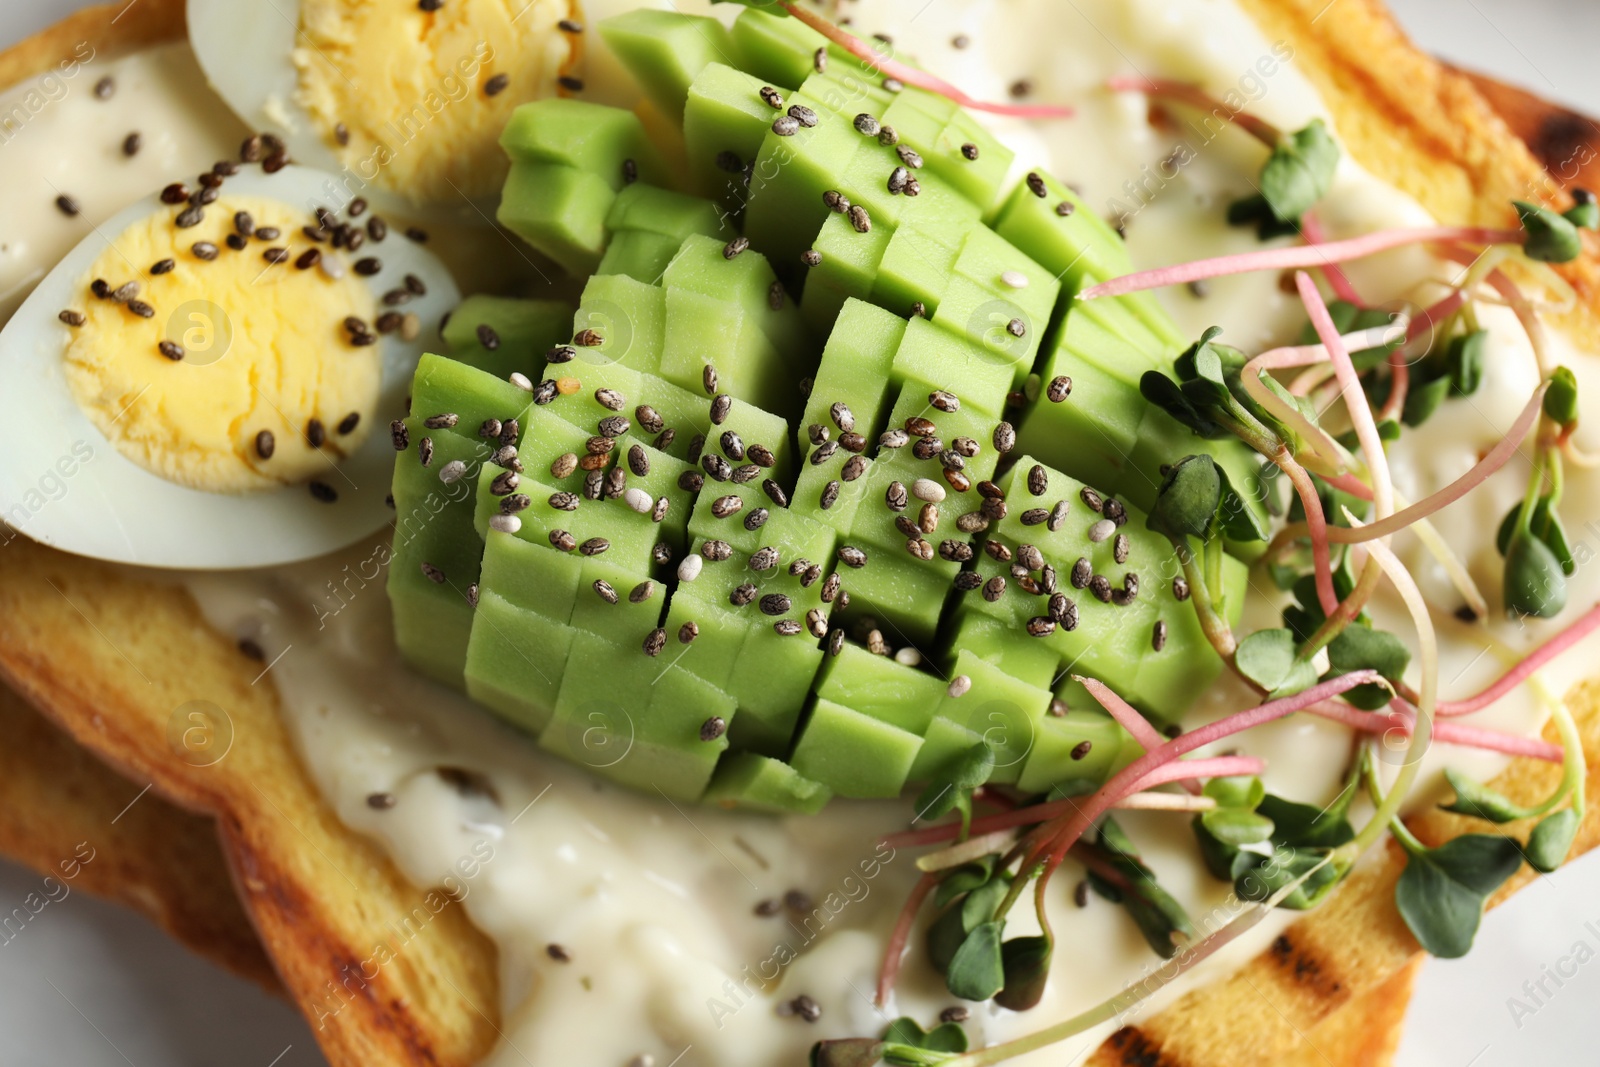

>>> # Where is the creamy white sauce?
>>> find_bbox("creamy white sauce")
[0,43,248,323]
[6,4,1600,1064]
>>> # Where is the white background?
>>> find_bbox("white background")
[2,1,1599,1064]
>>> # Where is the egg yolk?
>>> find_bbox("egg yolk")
[292,0,579,204]
[62,194,380,494]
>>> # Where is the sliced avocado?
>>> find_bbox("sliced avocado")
[816,642,948,735]
[442,296,574,381]
[704,752,832,814]
[571,272,668,371]
[599,9,738,125]
[464,590,574,735]
[790,698,923,799]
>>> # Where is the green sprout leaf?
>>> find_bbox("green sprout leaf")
[1215,460,1271,543]
[927,868,1010,974]
[882,1018,968,1055]
[1235,628,1318,696]
[1088,818,1196,957]
[1565,200,1600,231]
[1524,809,1580,873]
[1140,371,1227,439]
[1516,200,1583,263]
[1545,366,1580,427]
[1447,330,1487,396]
[812,1039,884,1067]
[1152,454,1222,540]
[1235,846,1347,910]
[1325,625,1409,710]
[1258,792,1356,849]
[945,921,1005,1001]
[1259,119,1341,224]
[1440,767,1527,823]
[1504,530,1569,619]
[934,856,999,909]
[994,935,1053,1011]
[1201,807,1277,847]
[1496,496,1576,576]
[916,742,995,831]
[1401,373,1451,428]
[1395,834,1524,958]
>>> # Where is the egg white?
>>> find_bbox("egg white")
[0,164,460,570]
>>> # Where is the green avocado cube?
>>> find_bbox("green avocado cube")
[572,273,667,372]
[799,72,897,124]
[926,650,1052,784]
[703,752,832,815]
[726,623,824,757]
[391,420,490,585]
[800,298,906,437]
[1017,350,1148,495]
[534,359,645,431]
[790,698,922,799]
[744,94,871,266]
[410,353,534,444]
[684,62,781,204]
[599,230,683,283]
[800,212,890,327]
[498,162,614,277]
[888,317,1013,419]
[729,8,822,88]
[473,465,660,575]
[1016,701,1130,795]
[499,98,665,188]
[991,169,1130,299]
[663,587,750,688]
[541,632,733,802]
[599,9,737,125]
[664,234,809,364]
[478,529,582,620]
[569,554,665,638]
[660,287,788,417]
[388,563,476,688]
[930,276,1044,377]
[907,713,985,784]
[816,642,947,734]
[606,181,728,242]
[464,590,574,735]
[831,548,952,646]
[875,224,961,319]
[442,297,574,382]
[952,226,1059,324]
[947,613,1060,691]
[930,111,1013,217]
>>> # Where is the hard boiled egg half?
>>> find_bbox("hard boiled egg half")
[0,162,458,569]
[185,0,587,219]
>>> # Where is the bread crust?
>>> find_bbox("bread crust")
[0,1,1594,1065]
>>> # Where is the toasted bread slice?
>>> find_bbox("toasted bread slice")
[0,0,1591,1064]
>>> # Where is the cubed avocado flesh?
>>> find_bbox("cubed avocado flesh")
[442,296,574,381]
[400,10,1263,807]
[703,752,832,814]
[599,9,738,125]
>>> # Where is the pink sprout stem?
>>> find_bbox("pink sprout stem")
[876,871,936,1006]
[1322,382,1549,544]
[1426,601,1600,717]
[1301,212,1367,308]
[1278,451,1341,617]
[1080,227,1524,301]
[1070,673,1199,792]
[1025,674,1381,871]
[780,3,1074,119]
[1302,700,1563,762]
[881,756,1265,851]
[1300,271,1396,520]
[1105,75,1281,145]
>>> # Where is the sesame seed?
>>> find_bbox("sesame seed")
[772,115,800,136]
[546,942,571,962]
[438,459,468,485]
[1056,200,1075,217]
[484,73,510,97]
[1048,499,1071,532]
[1046,375,1073,402]
[853,113,880,136]
[94,76,114,99]
[126,299,155,318]
[822,190,850,213]
[961,143,980,160]
[700,716,728,741]
[295,248,321,270]
[309,481,338,503]
[710,394,732,425]
[813,47,827,73]
[838,545,867,568]
[911,478,945,503]
[58,309,85,326]
[122,131,141,157]
[1026,171,1048,198]
[1001,270,1029,290]
[559,18,584,31]
[263,247,290,264]
[787,104,818,128]
[1007,317,1027,338]
[155,340,183,361]
[489,514,522,535]
[723,235,750,259]
[992,422,1016,453]
[848,204,871,233]
[419,0,443,9]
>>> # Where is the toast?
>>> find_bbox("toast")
[1,0,1594,1063]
